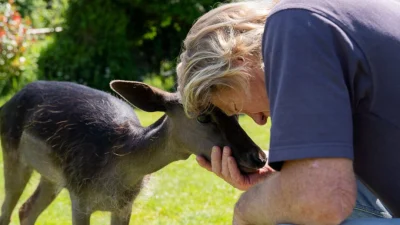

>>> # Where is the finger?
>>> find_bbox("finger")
[221,146,232,178]
[196,155,212,172]
[259,164,275,173]
[211,146,222,176]
[228,156,245,187]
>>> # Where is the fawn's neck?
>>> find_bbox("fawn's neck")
[120,115,190,176]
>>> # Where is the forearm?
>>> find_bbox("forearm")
[234,158,357,225]
[234,172,289,225]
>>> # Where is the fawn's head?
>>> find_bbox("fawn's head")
[110,80,266,173]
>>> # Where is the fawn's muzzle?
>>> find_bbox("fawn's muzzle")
[238,150,267,173]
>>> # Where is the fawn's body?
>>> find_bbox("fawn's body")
[0,81,266,225]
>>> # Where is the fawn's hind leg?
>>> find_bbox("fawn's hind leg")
[19,176,61,225]
[0,151,33,225]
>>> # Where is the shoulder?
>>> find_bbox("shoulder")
[262,3,358,64]
[266,1,345,33]
[267,0,395,36]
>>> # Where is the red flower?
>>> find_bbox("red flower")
[11,12,21,23]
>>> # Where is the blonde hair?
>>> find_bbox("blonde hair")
[177,0,275,116]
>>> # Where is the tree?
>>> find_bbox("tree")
[38,0,223,91]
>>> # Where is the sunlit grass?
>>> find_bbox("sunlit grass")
[0,107,270,225]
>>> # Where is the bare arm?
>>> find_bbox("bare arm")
[198,147,357,225]
[234,157,357,225]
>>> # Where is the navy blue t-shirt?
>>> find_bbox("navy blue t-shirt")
[262,0,400,216]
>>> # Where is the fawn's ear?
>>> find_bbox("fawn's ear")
[110,80,178,112]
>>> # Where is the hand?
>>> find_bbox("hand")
[196,146,275,191]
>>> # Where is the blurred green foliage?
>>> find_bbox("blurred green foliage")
[0,0,67,96]
[0,0,224,95]
[38,0,223,91]
[0,1,33,95]
[14,0,68,28]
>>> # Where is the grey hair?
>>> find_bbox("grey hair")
[177,0,276,116]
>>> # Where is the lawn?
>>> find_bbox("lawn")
[0,104,271,224]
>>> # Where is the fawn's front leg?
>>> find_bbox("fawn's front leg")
[110,212,131,225]
[110,201,133,225]
[70,194,91,225]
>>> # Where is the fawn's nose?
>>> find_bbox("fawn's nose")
[248,150,267,168]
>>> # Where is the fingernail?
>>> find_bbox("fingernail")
[224,146,231,154]
[212,146,218,152]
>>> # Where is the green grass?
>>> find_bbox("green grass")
[0,109,270,225]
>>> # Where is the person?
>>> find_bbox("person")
[176,0,400,224]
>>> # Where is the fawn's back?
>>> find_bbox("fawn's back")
[0,81,143,193]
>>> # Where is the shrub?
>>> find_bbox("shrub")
[0,0,34,95]
[38,0,222,91]
[38,0,134,90]
[14,0,68,28]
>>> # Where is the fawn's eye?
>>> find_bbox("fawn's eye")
[197,114,212,123]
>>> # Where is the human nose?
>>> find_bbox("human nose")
[248,112,268,125]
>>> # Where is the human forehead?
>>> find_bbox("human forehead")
[210,89,245,115]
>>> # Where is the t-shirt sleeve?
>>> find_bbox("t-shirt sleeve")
[263,9,357,170]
